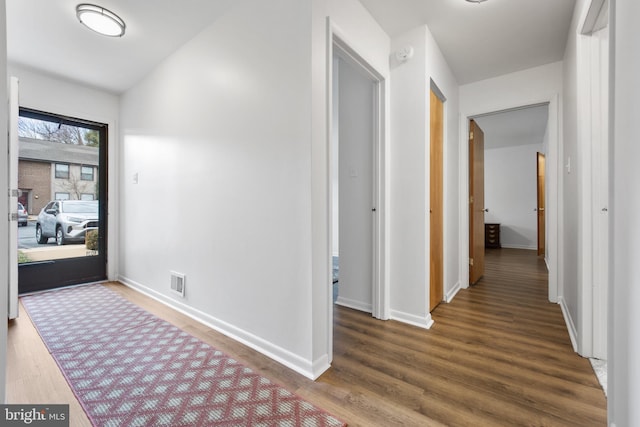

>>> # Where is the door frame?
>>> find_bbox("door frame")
[577,0,610,359]
[460,97,560,304]
[17,107,109,293]
[13,98,118,287]
[326,20,387,362]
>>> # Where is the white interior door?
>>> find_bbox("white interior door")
[336,56,375,313]
[8,77,19,319]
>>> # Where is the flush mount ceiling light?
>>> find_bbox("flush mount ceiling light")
[466,0,488,3]
[76,4,126,37]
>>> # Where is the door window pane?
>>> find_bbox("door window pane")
[18,111,103,267]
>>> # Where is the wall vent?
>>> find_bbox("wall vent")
[170,271,186,297]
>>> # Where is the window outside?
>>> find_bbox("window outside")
[17,113,101,263]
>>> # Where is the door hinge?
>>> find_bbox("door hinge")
[469,131,474,140]
[469,258,474,266]
[8,189,19,197]
[9,212,18,222]
[469,195,474,204]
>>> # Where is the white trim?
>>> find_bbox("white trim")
[335,297,373,314]
[445,281,462,303]
[8,77,19,319]
[390,310,434,330]
[558,296,579,352]
[119,276,327,380]
[500,244,538,250]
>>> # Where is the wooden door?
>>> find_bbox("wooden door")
[537,152,546,256]
[429,89,444,311]
[469,120,485,285]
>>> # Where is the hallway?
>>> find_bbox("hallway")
[8,249,607,426]
[323,248,607,425]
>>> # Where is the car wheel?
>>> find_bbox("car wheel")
[35,224,48,244]
[20,222,27,227]
[56,226,65,246]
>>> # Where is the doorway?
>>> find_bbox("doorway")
[331,46,378,314]
[469,104,551,287]
[15,108,108,293]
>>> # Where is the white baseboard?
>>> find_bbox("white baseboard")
[390,310,434,329]
[558,296,578,353]
[500,244,537,250]
[118,275,327,380]
[335,296,372,313]
[445,281,462,303]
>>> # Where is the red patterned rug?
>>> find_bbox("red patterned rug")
[22,285,346,427]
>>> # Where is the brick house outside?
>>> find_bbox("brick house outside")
[18,137,99,215]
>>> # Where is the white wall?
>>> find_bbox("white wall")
[459,62,562,305]
[485,143,543,250]
[611,1,640,425]
[389,24,459,326]
[119,0,319,377]
[0,0,8,403]
[7,64,120,281]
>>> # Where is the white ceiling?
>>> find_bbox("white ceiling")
[474,104,549,150]
[6,0,236,94]
[5,0,573,156]
[358,0,576,84]
[6,0,577,94]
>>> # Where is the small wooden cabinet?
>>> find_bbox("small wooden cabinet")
[485,223,501,248]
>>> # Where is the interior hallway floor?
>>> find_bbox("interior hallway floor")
[7,248,606,426]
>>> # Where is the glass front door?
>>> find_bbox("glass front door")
[17,108,107,293]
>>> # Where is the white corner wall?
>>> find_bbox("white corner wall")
[485,143,543,250]
[7,64,120,281]
[611,1,640,425]
[389,24,460,326]
[119,0,319,378]
[0,0,8,403]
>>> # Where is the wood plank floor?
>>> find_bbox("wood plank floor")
[7,248,607,426]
